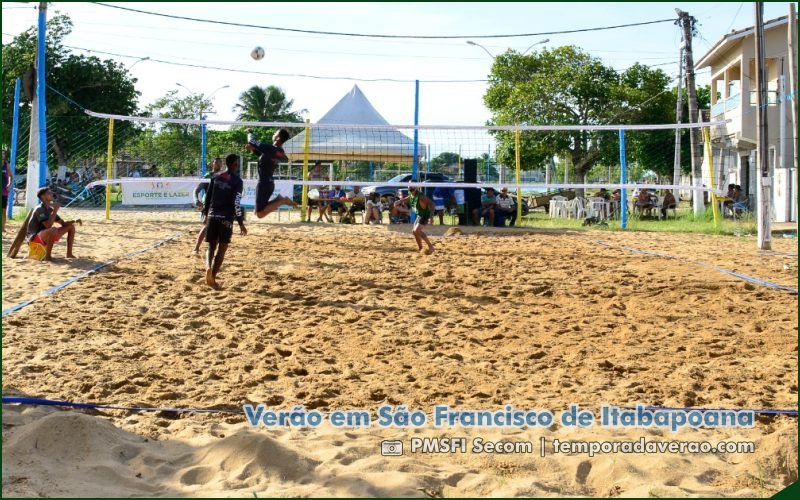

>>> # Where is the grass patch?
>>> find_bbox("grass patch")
[11,207,29,221]
[516,206,756,236]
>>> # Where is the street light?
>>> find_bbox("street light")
[466,40,495,59]
[521,38,549,55]
[126,56,150,70]
[176,83,230,116]
[467,38,549,59]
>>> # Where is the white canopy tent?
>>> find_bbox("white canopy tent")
[283,85,424,163]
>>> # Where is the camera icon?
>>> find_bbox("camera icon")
[380,440,403,456]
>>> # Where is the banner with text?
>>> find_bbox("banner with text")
[121,179,295,206]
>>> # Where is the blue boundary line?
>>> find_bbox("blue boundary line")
[2,233,183,318]
[593,240,798,295]
[3,396,795,417]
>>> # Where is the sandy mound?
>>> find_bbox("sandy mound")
[3,405,797,497]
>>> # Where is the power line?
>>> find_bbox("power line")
[91,2,674,40]
[63,45,489,83]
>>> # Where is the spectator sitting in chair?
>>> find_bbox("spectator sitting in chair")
[364,192,384,224]
[473,187,497,226]
[593,188,610,200]
[661,190,677,219]
[731,185,748,215]
[495,187,517,227]
[634,188,655,216]
[391,190,411,223]
[346,185,366,219]
[326,185,347,221]
[26,187,82,260]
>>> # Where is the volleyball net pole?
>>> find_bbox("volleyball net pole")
[105,119,114,220]
[703,127,720,228]
[514,128,522,223]
[619,129,628,230]
[301,118,311,222]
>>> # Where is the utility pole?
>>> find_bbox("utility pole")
[673,45,684,200]
[788,3,798,222]
[754,2,771,250]
[26,1,48,209]
[676,9,704,216]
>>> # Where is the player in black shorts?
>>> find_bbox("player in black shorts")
[202,154,247,289]
[245,128,299,219]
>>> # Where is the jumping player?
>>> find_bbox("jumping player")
[408,185,435,255]
[245,128,298,218]
[202,154,247,289]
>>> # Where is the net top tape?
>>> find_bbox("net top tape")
[83,110,731,132]
[85,177,731,195]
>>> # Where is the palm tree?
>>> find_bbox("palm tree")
[233,85,306,123]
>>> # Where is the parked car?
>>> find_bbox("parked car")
[362,172,451,204]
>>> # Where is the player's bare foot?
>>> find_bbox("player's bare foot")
[280,195,299,208]
[66,253,77,258]
[205,269,216,288]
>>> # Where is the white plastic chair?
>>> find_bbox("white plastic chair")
[549,197,567,218]
[574,197,589,219]
[587,197,607,219]
[550,195,568,218]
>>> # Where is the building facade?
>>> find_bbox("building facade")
[696,15,798,222]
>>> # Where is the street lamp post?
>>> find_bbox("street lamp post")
[466,38,549,58]
[176,83,229,176]
[466,40,495,59]
[521,38,549,55]
[126,56,150,70]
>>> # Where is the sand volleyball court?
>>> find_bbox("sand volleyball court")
[2,209,797,497]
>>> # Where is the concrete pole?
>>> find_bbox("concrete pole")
[676,9,704,216]
[788,3,798,221]
[755,2,772,250]
[673,47,684,200]
[26,2,48,209]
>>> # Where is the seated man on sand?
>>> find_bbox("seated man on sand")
[391,190,411,223]
[26,187,82,260]
[364,192,384,224]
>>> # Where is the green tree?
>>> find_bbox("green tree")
[122,90,214,176]
[233,85,305,123]
[2,14,140,172]
[484,46,677,190]
[615,63,676,178]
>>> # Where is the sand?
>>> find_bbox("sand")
[2,208,798,497]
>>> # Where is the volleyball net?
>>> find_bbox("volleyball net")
[11,107,737,223]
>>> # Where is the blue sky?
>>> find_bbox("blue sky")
[2,2,796,130]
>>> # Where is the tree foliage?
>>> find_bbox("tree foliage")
[2,14,140,171]
[233,85,305,123]
[484,46,677,184]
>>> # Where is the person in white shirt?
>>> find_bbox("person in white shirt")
[495,187,516,226]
